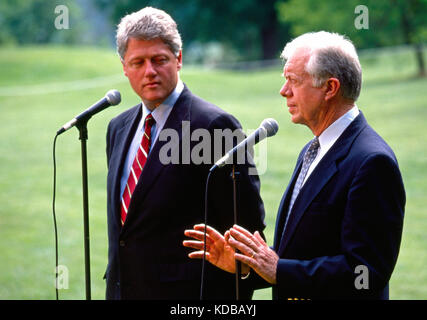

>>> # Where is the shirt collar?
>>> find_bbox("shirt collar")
[317,105,360,151]
[141,79,184,129]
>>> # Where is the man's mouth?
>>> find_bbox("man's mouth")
[144,82,160,88]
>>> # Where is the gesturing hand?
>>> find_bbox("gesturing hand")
[183,224,236,274]
[228,225,279,284]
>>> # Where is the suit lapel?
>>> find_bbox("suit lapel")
[273,151,305,250]
[109,105,142,227]
[121,86,192,231]
[277,156,338,254]
[277,112,368,255]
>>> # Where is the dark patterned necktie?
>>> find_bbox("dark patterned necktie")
[282,137,320,235]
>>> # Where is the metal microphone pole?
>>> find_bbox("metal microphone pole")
[76,120,91,300]
[231,164,241,300]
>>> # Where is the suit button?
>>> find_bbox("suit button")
[119,240,125,247]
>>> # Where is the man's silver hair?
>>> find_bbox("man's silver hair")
[281,31,362,101]
[116,7,182,60]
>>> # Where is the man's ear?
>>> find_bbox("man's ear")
[324,77,340,101]
[121,59,128,77]
[176,50,183,71]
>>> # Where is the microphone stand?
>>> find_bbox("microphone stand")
[76,120,91,300]
[231,165,241,300]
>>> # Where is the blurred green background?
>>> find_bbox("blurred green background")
[0,0,426,300]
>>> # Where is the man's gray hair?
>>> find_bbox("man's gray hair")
[281,31,362,101]
[116,7,182,60]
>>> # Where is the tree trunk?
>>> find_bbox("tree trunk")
[397,0,426,77]
[261,8,279,60]
[414,43,426,77]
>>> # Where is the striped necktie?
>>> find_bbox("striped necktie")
[120,113,155,225]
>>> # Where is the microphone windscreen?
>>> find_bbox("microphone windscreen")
[260,118,279,137]
[105,89,121,106]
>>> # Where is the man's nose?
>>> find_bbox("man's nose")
[144,61,157,77]
[280,82,291,97]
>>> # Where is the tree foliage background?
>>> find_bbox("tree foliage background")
[278,0,427,75]
[0,0,425,72]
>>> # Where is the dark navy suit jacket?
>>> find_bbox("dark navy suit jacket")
[251,111,405,299]
[105,85,266,299]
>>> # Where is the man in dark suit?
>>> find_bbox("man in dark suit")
[105,7,265,299]
[184,31,405,299]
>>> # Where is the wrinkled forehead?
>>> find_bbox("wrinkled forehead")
[283,49,311,75]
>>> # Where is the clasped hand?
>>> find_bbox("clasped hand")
[183,224,279,284]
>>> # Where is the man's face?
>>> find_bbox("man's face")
[279,49,326,130]
[122,37,182,110]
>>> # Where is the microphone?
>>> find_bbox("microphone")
[57,89,121,135]
[210,118,279,171]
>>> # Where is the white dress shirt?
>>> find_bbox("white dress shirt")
[119,79,184,198]
[302,105,360,186]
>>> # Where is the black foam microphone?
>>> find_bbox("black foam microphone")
[209,118,279,171]
[57,89,121,135]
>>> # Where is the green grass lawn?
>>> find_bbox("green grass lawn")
[0,45,426,300]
